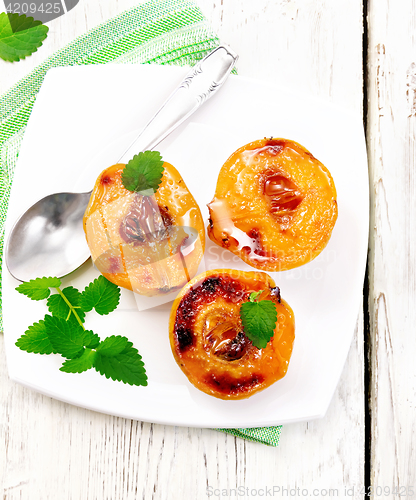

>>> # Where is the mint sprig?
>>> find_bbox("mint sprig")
[16,276,61,300]
[60,349,97,374]
[80,276,120,315]
[47,286,86,322]
[240,290,278,349]
[95,340,147,386]
[15,276,147,386]
[44,314,87,359]
[15,318,56,354]
[96,335,129,356]
[121,151,164,194]
[0,13,49,63]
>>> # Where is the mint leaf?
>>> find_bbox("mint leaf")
[15,275,147,387]
[15,317,55,354]
[16,277,61,300]
[44,315,85,359]
[121,151,164,194]
[94,343,147,386]
[47,286,86,322]
[82,330,100,349]
[0,13,48,62]
[249,290,263,302]
[240,300,277,349]
[96,335,129,356]
[60,349,97,373]
[80,276,120,315]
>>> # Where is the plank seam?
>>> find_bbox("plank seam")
[363,0,372,494]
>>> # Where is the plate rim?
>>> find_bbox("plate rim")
[2,64,369,427]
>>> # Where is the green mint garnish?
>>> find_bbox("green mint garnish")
[81,330,101,349]
[248,290,263,302]
[60,349,97,374]
[79,275,120,315]
[15,276,147,386]
[47,286,86,323]
[94,340,147,386]
[96,335,130,356]
[240,290,278,349]
[15,318,55,355]
[0,13,49,62]
[44,314,86,359]
[16,276,61,300]
[121,151,164,194]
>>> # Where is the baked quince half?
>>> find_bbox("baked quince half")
[83,157,205,296]
[208,138,338,271]
[169,269,295,400]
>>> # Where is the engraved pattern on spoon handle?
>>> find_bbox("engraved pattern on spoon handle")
[179,65,222,104]
[118,45,238,163]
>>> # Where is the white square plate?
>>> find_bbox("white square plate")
[3,65,368,428]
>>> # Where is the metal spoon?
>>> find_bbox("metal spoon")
[5,45,238,282]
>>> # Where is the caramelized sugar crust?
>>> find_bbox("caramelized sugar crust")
[208,138,338,271]
[83,163,205,296]
[169,269,295,400]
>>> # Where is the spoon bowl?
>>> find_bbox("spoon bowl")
[6,191,92,281]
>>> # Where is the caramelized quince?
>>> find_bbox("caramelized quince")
[83,163,205,296]
[208,138,338,271]
[169,269,295,400]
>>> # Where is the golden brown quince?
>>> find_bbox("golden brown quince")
[207,138,338,271]
[169,269,295,400]
[83,162,205,296]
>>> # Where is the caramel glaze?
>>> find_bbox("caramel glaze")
[206,371,264,395]
[169,269,295,400]
[119,194,176,245]
[83,162,205,296]
[174,275,247,353]
[207,137,338,272]
[263,172,303,214]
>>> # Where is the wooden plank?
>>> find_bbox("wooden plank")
[0,0,365,498]
[367,0,416,492]
[0,324,364,499]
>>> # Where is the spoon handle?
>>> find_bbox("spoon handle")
[117,45,238,163]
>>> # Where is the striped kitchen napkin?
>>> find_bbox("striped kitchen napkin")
[0,0,282,446]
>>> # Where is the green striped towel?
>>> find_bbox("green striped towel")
[0,0,282,446]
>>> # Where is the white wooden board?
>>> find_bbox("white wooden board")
[0,0,366,498]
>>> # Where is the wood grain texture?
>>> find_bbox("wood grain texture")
[367,0,416,493]
[0,0,365,498]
